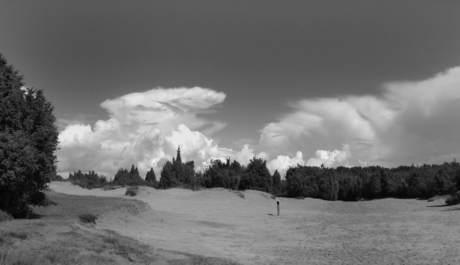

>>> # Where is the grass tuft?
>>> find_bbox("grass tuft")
[78,213,97,224]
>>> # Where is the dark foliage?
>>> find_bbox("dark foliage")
[125,186,139,196]
[78,213,97,224]
[113,166,151,187]
[0,209,12,222]
[49,173,64,181]
[285,161,460,201]
[239,158,272,192]
[0,54,59,218]
[158,161,176,189]
[158,148,196,189]
[445,191,460,206]
[199,159,242,190]
[272,170,281,194]
[145,167,157,188]
[69,170,108,189]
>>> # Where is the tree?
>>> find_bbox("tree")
[272,170,281,194]
[159,161,176,189]
[145,167,157,186]
[176,146,182,164]
[0,54,59,218]
[239,158,272,192]
[113,166,149,186]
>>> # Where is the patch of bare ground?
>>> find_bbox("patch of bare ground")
[49,182,460,265]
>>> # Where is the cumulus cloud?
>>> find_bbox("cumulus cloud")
[57,87,231,178]
[266,144,352,176]
[260,67,460,168]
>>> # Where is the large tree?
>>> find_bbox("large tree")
[0,54,59,218]
[239,158,272,192]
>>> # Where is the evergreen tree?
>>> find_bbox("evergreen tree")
[176,146,182,164]
[113,167,148,186]
[0,54,59,218]
[272,170,281,194]
[130,165,136,175]
[145,167,157,187]
[239,158,272,192]
[159,161,175,189]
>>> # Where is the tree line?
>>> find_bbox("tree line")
[66,146,460,204]
[285,162,460,201]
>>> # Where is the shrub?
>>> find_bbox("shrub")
[103,185,123,191]
[113,167,150,187]
[0,210,12,222]
[78,213,97,224]
[445,191,460,206]
[125,186,139,196]
[69,170,108,189]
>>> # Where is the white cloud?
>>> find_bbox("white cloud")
[100,87,226,126]
[260,66,460,168]
[57,87,230,178]
[57,67,460,179]
[306,144,352,167]
[266,144,352,177]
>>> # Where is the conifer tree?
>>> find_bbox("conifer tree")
[0,54,59,217]
[145,167,157,185]
[176,146,182,164]
[272,170,281,194]
[159,161,174,189]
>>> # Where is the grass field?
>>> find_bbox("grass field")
[0,190,240,265]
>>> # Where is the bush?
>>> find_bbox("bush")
[113,167,151,187]
[69,170,108,189]
[0,210,12,222]
[102,185,123,191]
[78,213,97,224]
[445,191,460,206]
[125,186,139,196]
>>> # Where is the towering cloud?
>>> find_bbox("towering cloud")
[57,87,230,178]
[260,66,460,169]
[57,67,460,179]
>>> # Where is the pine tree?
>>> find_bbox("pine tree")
[145,167,157,185]
[272,170,281,194]
[159,161,174,189]
[176,146,182,164]
[0,54,59,218]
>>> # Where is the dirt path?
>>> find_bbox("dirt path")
[50,182,460,264]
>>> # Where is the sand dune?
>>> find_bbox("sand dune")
[49,182,460,264]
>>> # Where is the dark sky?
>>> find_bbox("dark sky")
[2,1,460,175]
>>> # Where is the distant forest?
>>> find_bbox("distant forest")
[66,147,460,204]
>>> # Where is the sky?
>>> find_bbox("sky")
[1,1,460,178]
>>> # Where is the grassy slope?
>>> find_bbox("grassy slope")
[0,190,240,265]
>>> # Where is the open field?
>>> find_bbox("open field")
[0,189,239,265]
[45,182,460,265]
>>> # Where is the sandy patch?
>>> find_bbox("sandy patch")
[49,182,460,264]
